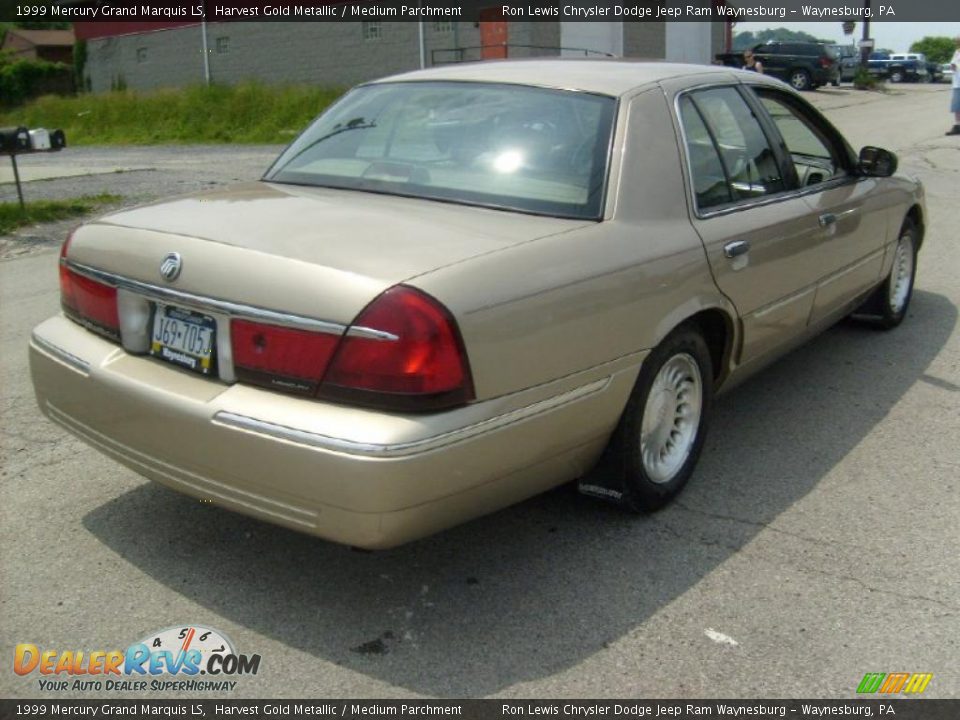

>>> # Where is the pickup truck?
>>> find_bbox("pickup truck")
[868,52,929,82]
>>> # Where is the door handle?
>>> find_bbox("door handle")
[819,213,837,228]
[723,240,750,258]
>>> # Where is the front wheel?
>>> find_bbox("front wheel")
[856,220,918,329]
[610,327,713,512]
[789,69,812,91]
[889,70,904,83]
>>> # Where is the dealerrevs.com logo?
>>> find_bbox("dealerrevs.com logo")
[14,625,261,693]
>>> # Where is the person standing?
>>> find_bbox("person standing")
[948,37,960,136]
[743,49,764,74]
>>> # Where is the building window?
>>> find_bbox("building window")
[362,22,383,41]
[432,21,453,33]
[216,36,230,54]
[136,47,148,63]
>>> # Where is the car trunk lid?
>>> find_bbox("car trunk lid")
[67,182,590,324]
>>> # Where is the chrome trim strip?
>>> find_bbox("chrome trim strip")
[31,333,91,375]
[64,260,393,340]
[346,325,399,342]
[213,377,612,458]
[816,246,885,288]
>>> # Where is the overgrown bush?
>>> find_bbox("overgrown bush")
[0,55,74,107]
[853,67,885,91]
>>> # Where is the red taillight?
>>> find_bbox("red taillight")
[321,286,473,411]
[821,57,833,68]
[59,233,120,339]
[231,319,339,395]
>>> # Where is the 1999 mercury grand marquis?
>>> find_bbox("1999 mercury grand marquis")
[30,61,924,548]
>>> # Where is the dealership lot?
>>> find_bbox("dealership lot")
[1,84,958,698]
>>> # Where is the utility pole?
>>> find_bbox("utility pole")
[860,0,871,67]
[419,20,426,69]
[201,20,211,85]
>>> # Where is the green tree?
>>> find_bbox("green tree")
[733,27,834,51]
[909,36,955,65]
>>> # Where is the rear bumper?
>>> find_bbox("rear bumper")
[813,67,839,85]
[30,315,641,548]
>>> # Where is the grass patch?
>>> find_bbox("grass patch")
[0,194,121,234]
[0,82,345,145]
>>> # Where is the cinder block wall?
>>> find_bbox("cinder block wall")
[623,22,666,59]
[84,21,698,93]
[85,22,492,92]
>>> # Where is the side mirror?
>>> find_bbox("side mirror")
[858,146,898,177]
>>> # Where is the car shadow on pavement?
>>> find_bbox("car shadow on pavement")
[83,289,956,696]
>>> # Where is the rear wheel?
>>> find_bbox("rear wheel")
[611,327,713,512]
[789,69,812,91]
[889,69,904,83]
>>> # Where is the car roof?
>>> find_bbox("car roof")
[370,59,749,97]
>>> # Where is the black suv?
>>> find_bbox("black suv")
[750,41,840,91]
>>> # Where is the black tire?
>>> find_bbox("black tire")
[889,69,904,83]
[856,219,918,329]
[789,69,812,91]
[609,326,714,512]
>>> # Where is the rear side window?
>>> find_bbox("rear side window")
[678,97,731,209]
[679,87,785,211]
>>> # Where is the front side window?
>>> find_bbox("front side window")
[679,86,785,209]
[754,89,849,186]
[266,81,616,219]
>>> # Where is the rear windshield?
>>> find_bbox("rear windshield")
[265,81,616,220]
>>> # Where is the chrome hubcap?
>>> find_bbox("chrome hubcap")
[640,353,703,484]
[888,234,914,314]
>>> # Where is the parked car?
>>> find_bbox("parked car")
[927,61,944,83]
[829,43,859,83]
[869,52,929,82]
[943,62,955,82]
[30,62,925,549]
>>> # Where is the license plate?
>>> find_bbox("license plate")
[150,304,217,376]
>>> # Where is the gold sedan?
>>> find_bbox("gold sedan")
[30,62,925,548]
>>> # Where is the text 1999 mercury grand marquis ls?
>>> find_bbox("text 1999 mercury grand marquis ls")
[30,62,924,548]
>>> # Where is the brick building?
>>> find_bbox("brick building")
[74,21,727,93]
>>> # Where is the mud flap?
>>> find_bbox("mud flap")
[577,457,630,508]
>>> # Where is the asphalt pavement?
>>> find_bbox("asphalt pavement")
[1,83,958,699]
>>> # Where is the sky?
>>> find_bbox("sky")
[734,21,960,51]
